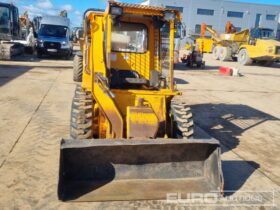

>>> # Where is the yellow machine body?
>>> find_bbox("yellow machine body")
[79,3,182,140]
[59,1,223,202]
[196,38,214,53]
[205,24,280,64]
[207,26,249,49]
[239,39,280,61]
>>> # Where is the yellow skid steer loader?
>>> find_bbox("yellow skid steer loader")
[59,1,223,202]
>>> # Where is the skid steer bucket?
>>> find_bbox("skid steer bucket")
[58,139,223,201]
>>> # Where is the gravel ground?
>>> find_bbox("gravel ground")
[0,54,279,209]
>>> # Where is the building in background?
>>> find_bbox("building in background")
[141,0,280,39]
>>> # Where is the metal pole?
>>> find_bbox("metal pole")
[169,19,175,90]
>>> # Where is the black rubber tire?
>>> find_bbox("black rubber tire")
[64,52,72,60]
[25,47,34,54]
[212,46,221,60]
[37,50,43,58]
[70,85,93,139]
[219,47,232,61]
[259,60,274,67]
[238,49,253,65]
[73,54,83,82]
[170,100,194,139]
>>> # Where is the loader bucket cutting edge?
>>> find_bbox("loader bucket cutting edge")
[58,139,223,202]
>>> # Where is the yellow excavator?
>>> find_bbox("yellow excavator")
[58,1,223,202]
[204,22,280,65]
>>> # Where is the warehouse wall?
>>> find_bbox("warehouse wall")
[142,0,280,38]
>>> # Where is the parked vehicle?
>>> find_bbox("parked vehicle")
[0,2,24,59]
[202,22,280,66]
[36,15,73,59]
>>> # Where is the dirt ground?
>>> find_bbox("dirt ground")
[0,53,279,210]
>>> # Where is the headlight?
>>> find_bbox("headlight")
[61,41,70,49]
[164,11,176,21]
[110,6,123,16]
[37,40,43,47]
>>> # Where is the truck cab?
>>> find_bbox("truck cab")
[36,16,73,58]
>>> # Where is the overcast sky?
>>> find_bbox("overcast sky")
[2,0,280,27]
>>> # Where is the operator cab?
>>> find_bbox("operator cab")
[106,2,184,90]
[110,21,150,89]
[0,3,20,40]
[250,28,275,40]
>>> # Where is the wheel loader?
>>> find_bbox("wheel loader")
[59,1,223,202]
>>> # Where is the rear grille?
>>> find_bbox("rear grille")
[276,47,280,55]
[44,42,61,49]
